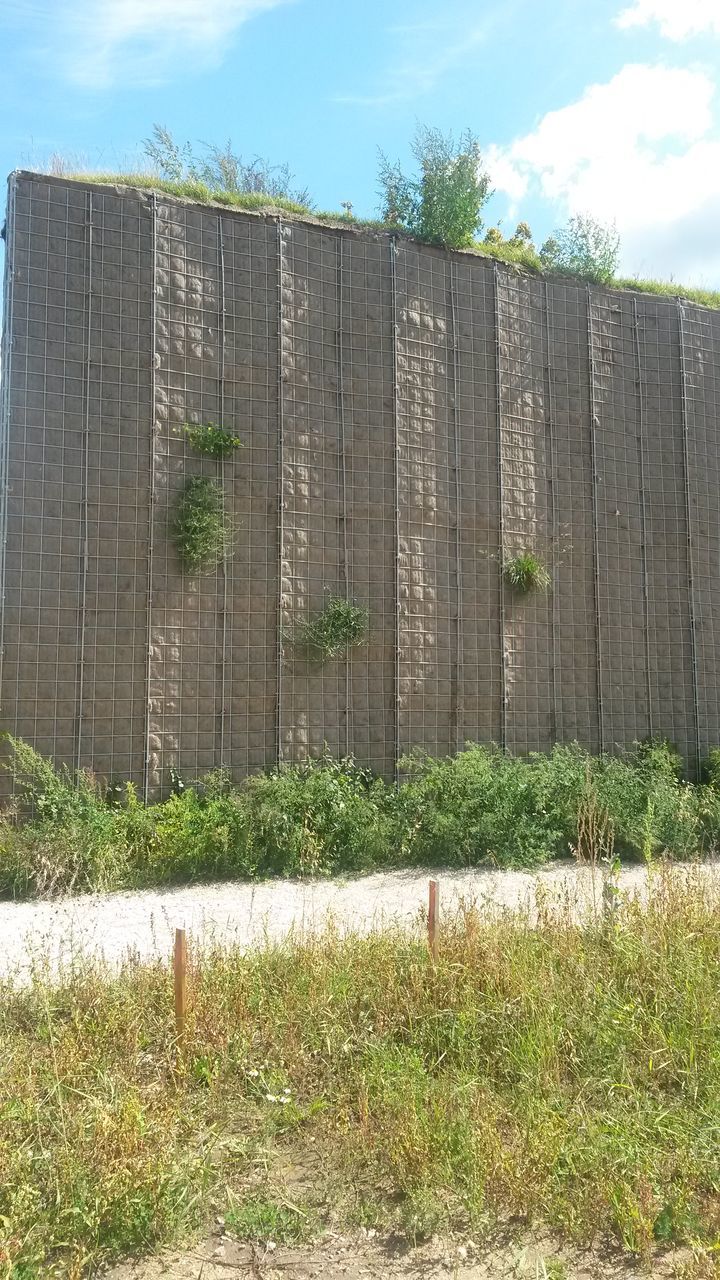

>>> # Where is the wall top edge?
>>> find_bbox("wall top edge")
[5,169,719,315]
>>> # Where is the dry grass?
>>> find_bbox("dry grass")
[2,871,720,1275]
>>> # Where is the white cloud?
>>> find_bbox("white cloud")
[488,63,720,284]
[615,0,720,40]
[38,0,289,88]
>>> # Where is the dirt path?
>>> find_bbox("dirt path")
[106,1227,694,1279]
[2,860,719,984]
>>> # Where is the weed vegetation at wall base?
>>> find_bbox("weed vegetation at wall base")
[3,881,720,1273]
[2,738,720,899]
[172,476,228,572]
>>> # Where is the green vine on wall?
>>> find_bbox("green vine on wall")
[297,597,369,662]
[173,477,229,572]
[182,421,242,459]
[503,552,551,594]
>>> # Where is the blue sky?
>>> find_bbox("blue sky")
[2,0,720,284]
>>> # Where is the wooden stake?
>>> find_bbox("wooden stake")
[174,927,188,1044]
[428,878,439,964]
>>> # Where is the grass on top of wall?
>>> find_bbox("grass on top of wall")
[3,874,720,1275]
[45,172,720,310]
[2,736,720,899]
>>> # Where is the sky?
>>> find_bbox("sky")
[1,0,720,285]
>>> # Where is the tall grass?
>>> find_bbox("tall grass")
[2,738,720,899]
[2,876,720,1274]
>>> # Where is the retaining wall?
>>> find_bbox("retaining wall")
[2,171,719,794]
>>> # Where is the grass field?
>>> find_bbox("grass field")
[2,869,720,1277]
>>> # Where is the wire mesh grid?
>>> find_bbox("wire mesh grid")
[495,266,554,754]
[637,296,698,770]
[2,172,720,794]
[678,302,720,769]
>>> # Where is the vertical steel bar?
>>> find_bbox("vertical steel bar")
[678,301,702,775]
[586,285,605,753]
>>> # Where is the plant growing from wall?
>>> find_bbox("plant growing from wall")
[297,596,368,662]
[173,476,228,572]
[503,552,551,594]
[182,421,242,459]
[377,125,491,249]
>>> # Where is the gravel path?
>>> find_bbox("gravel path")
[2,860,719,984]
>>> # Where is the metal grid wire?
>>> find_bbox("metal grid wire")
[3,171,720,793]
[588,289,652,752]
[636,297,698,770]
[678,302,720,769]
[394,241,457,758]
[544,281,600,749]
[495,266,554,754]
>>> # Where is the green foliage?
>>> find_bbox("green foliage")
[225,1195,315,1244]
[297,596,369,662]
[143,123,311,205]
[182,421,242,459]
[244,755,388,876]
[2,737,720,900]
[4,881,720,1271]
[378,126,492,248]
[172,476,228,572]
[0,737,132,897]
[541,214,620,284]
[503,552,551,593]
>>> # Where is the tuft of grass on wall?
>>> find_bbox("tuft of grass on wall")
[172,476,228,573]
[296,597,369,662]
[503,552,551,593]
[182,421,242,460]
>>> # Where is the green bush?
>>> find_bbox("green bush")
[244,755,388,876]
[378,125,491,249]
[503,552,551,593]
[2,737,720,900]
[172,476,228,572]
[296,596,368,662]
[182,421,242,459]
[540,214,620,284]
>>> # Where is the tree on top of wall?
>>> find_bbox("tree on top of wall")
[377,125,492,249]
